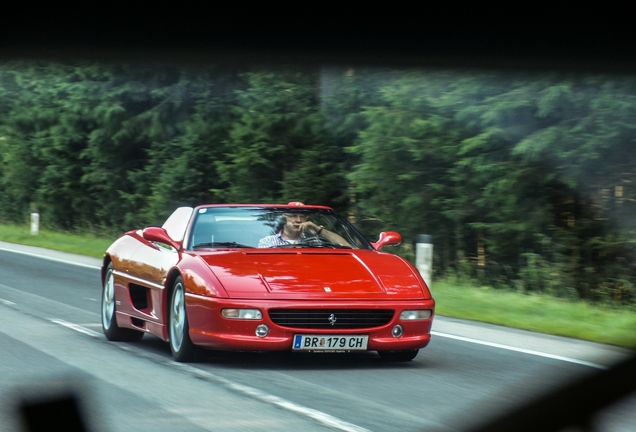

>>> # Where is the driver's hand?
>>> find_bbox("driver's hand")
[300,221,319,233]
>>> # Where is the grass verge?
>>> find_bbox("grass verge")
[432,280,636,349]
[0,223,116,258]
[2,223,635,349]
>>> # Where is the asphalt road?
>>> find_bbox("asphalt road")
[0,242,634,432]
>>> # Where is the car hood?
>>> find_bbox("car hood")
[199,250,427,300]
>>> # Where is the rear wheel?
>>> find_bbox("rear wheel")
[169,276,199,362]
[378,350,419,362]
[101,263,144,341]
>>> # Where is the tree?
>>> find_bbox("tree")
[348,70,462,261]
[214,68,347,208]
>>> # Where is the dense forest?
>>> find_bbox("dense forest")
[1,61,635,304]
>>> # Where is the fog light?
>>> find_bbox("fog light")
[221,308,263,319]
[392,324,404,338]
[399,310,432,320]
[255,324,269,338]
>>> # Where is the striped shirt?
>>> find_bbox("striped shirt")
[258,232,305,248]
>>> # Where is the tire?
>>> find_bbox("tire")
[169,276,199,362]
[378,350,419,362]
[102,263,144,342]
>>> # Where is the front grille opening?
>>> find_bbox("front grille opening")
[269,309,394,329]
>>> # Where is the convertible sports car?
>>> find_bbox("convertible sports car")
[101,202,435,362]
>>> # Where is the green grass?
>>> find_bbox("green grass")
[2,223,635,349]
[432,280,636,349]
[0,223,116,258]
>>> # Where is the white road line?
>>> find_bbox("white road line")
[50,319,372,432]
[0,298,17,306]
[0,246,101,270]
[177,364,373,432]
[432,330,607,370]
[51,319,102,338]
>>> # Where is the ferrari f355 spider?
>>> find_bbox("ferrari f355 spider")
[101,203,435,362]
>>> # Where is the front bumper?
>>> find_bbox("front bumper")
[185,294,434,352]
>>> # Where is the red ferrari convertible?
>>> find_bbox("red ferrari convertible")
[101,203,435,362]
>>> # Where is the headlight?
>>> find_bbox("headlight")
[221,309,263,320]
[399,310,432,320]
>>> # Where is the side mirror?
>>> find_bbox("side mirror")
[371,231,402,250]
[142,226,181,250]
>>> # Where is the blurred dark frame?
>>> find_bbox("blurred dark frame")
[2,18,636,73]
[2,19,635,432]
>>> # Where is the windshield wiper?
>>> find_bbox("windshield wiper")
[270,238,352,249]
[193,242,250,249]
[270,243,316,248]
[326,244,353,249]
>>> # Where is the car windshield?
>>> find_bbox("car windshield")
[187,206,373,250]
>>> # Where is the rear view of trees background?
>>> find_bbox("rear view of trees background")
[1,61,635,305]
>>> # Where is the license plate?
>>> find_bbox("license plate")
[293,335,368,351]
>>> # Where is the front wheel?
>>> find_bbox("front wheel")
[101,263,144,342]
[378,350,419,362]
[169,276,199,362]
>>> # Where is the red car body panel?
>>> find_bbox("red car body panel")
[102,204,435,356]
[202,250,426,299]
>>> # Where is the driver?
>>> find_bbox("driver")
[258,212,349,247]
[258,212,320,247]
